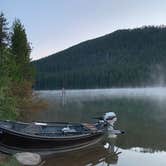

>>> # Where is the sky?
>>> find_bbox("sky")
[1,0,166,60]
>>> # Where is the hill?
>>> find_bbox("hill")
[33,26,166,89]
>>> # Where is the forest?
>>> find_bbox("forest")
[33,26,166,89]
[0,12,34,119]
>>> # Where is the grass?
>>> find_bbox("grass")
[0,157,19,166]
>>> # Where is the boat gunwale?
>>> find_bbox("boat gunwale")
[0,121,104,140]
[0,120,84,126]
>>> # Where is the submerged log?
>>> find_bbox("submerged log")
[14,152,41,165]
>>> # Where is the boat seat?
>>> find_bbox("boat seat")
[82,123,97,132]
[21,124,42,134]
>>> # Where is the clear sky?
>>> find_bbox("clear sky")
[1,0,166,60]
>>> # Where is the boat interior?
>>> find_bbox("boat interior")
[0,121,96,137]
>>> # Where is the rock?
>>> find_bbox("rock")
[14,152,41,165]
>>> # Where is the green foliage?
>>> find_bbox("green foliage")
[0,157,19,166]
[0,17,18,119]
[10,19,35,109]
[11,19,34,82]
[0,86,18,120]
[0,48,18,120]
[0,12,34,120]
[33,26,166,89]
[0,12,8,48]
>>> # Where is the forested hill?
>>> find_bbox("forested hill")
[33,26,166,90]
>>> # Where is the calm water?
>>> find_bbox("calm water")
[30,88,166,166]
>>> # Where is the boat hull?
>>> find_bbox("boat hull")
[0,128,104,154]
[0,137,103,155]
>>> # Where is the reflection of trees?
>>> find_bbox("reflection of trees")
[45,137,121,166]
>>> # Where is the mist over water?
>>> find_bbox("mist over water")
[38,87,166,101]
[34,87,166,166]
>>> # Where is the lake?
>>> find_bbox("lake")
[26,88,166,165]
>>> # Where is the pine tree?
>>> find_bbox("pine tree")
[0,12,8,49]
[0,12,9,77]
[0,13,18,119]
[11,19,33,81]
[0,12,9,86]
[11,19,35,100]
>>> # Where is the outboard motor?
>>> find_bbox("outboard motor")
[95,112,117,128]
[94,112,124,135]
[104,112,117,127]
[103,112,124,135]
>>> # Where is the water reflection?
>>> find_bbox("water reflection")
[29,98,166,151]
[44,137,120,166]
[28,88,166,165]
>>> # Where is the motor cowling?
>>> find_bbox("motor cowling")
[104,112,117,126]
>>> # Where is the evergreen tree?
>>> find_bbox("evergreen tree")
[0,12,9,80]
[0,12,10,89]
[0,13,36,119]
[0,12,8,49]
[0,12,17,119]
[11,19,34,100]
[11,19,33,81]
[33,26,166,89]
